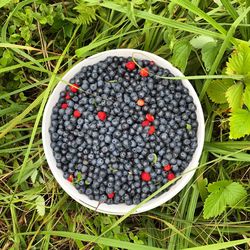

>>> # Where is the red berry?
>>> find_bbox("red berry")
[70,83,79,93]
[137,99,145,107]
[167,172,175,181]
[140,68,149,77]
[148,125,155,135]
[67,175,73,182]
[163,164,172,171]
[97,111,107,121]
[73,110,81,118]
[125,61,136,71]
[142,120,150,127]
[149,61,155,65]
[141,171,151,182]
[146,113,154,122]
[61,103,68,109]
[65,92,70,100]
[107,192,115,199]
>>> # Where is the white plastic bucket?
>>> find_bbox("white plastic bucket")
[42,49,205,215]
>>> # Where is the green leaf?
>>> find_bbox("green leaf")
[20,26,31,42]
[224,182,247,207]
[30,169,38,184]
[35,195,45,217]
[171,39,191,72]
[153,153,158,164]
[243,86,250,110]
[207,79,234,104]
[203,188,226,219]
[229,109,250,139]
[226,43,250,76]
[190,35,216,49]
[207,180,232,192]
[204,180,247,219]
[225,83,243,111]
[186,123,192,130]
[66,2,97,25]
[0,49,14,67]
[201,42,219,71]
[75,172,82,184]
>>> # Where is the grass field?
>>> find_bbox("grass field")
[0,1,249,249]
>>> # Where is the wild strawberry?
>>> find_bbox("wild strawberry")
[125,61,136,71]
[146,113,154,122]
[97,111,107,121]
[141,120,150,127]
[167,172,175,181]
[70,83,79,93]
[65,92,71,100]
[67,175,73,182]
[137,99,145,107]
[107,192,115,199]
[163,164,172,171]
[141,171,151,182]
[61,103,68,109]
[140,68,149,77]
[148,125,155,135]
[73,110,81,118]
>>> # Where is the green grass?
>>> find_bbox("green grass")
[0,1,249,250]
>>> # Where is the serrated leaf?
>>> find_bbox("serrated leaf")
[225,182,247,207]
[203,189,226,219]
[226,43,250,76]
[35,195,45,217]
[243,86,250,110]
[204,181,247,219]
[190,35,216,49]
[171,39,191,72]
[225,83,243,111]
[201,42,219,71]
[207,79,234,104]
[66,2,97,25]
[207,180,232,192]
[229,109,250,139]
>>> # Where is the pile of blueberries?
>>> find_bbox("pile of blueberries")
[49,56,198,205]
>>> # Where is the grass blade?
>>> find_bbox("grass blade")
[19,231,164,250]
[183,238,250,250]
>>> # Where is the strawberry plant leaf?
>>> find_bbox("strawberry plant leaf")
[229,109,250,139]
[35,195,45,217]
[243,86,250,110]
[226,43,250,76]
[225,182,247,207]
[204,181,247,219]
[203,188,226,219]
[190,35,216,49]
[207,79,234,104]
[171,39,191,72]
[201,41,220,71]
[225,83,243,111]
[207,180,232,192]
